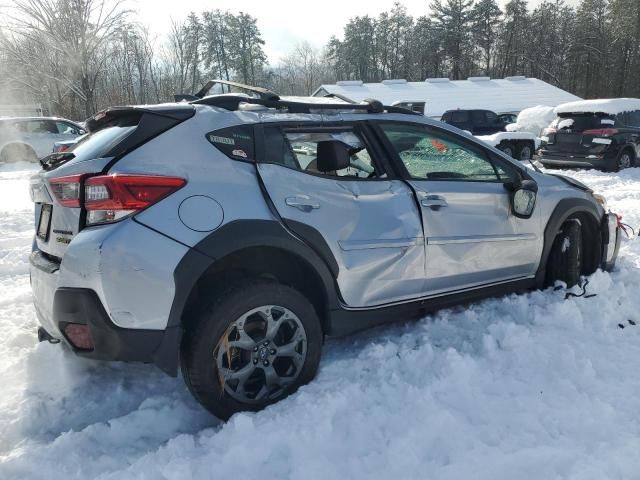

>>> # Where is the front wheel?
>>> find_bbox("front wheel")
[181,280,322,420]
[546,220,582,287]
[0,143,37,163]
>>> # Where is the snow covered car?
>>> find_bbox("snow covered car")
[538,99,640,171]
[29,81,621,419]
[441,109,537,160]
[0,117,86,163]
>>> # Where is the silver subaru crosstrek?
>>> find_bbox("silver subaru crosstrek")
[29,81,621,419]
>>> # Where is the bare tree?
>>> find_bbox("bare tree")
[1,0,129,117]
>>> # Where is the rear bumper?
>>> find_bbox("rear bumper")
[30,258,181,374]
[53,288,170,363]
[29,217,190,376]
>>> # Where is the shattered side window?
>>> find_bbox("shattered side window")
[263,127,379,179]
[379,122,500,182]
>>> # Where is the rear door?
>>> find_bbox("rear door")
[256,122,426,308]
[376,121,542,294]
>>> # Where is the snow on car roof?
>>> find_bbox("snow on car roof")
[554,98,640,116]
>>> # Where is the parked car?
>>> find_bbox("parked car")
[0,117,85,162]
[52,134,87,153]
[29,81,621,420]
[441,109,537,160]
[538,99,640,171]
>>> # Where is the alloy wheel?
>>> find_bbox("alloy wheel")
[618,153,632,170]
[214,305,308,404]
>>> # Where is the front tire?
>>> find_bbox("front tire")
[181,280,322,420]
[0,143,37,163]
[546,220,582,288]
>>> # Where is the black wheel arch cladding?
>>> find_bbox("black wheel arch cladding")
[158,219,342,375]
[535,197,604,286]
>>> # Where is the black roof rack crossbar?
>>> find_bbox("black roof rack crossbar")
[195,79,280,101]
[192,95,421,116]
[174,79,280,103]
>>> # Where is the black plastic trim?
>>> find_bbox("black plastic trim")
[327,278,535,336]
[534,198,603,285]
[53,288,171,368]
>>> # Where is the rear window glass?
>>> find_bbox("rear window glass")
[68,124,135,160]
[206,125,254,161]
[552,113,617,131]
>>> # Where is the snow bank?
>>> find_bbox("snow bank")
[1,166,640,479]
[511,105,557,136]
[555,98,640,116]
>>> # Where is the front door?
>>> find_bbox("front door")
[377,121,542,294]
[257,123,425,308]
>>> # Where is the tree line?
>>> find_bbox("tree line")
[0,0,638,121]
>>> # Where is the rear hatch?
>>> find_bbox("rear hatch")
[542,113,618,155]
[30,104,194,259]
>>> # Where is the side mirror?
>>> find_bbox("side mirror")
[504,178,537,218]
[316,140,350,173]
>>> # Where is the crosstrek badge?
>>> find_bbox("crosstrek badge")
[208,135,235,145]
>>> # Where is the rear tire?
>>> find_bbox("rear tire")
[546,221,582,288]
[615,149,634,171]
[0,143,37,163]
[181,280,322,420]
[498,142,515,158]
[518,142,534,161]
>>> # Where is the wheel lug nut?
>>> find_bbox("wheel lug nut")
[253,358,258,365]
[263,341,269,346]
[270,349,276,355]
[253,346,258,352]
[263,360,269,366]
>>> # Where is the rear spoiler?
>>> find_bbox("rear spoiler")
[86,104,195,132]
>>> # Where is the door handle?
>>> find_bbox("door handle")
[421,195,448,210]
[285,195,320,212]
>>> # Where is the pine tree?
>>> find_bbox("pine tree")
[471,0,502,75]
[430,0,475,79]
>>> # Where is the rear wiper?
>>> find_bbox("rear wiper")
[40,152,75,171]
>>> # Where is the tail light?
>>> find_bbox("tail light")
[53,144,70,153]
[84,174,186,225]
[583,128,619,137]
[49,174,84,207]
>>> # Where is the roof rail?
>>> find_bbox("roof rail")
[175,79,280,103]
[192,94,421,116]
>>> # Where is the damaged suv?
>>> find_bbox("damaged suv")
[30,81,621,419]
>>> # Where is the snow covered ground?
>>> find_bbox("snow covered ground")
[1,162,640,480]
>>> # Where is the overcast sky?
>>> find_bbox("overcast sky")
[134,0,578,63]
